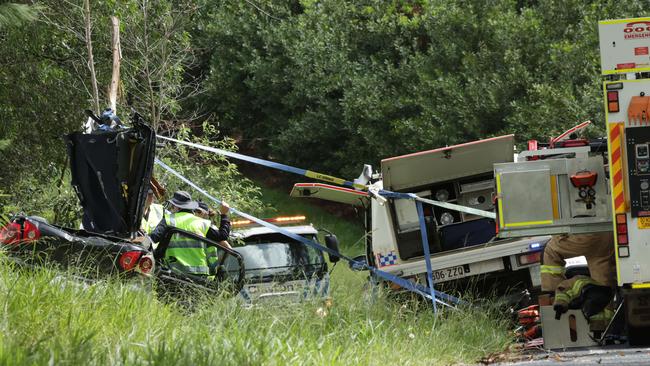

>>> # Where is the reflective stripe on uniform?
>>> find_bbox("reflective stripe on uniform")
[169,262,210,275]
[540,265,564,275]
[168,240,206,249]
[554,292,571,305]
[590,308,615,321]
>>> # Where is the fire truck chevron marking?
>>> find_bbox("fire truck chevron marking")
[609,123,626,213]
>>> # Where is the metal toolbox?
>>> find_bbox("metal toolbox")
[494,151,612,238]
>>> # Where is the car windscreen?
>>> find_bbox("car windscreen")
[234,235,324,281]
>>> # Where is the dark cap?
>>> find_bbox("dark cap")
[168,191,198,210]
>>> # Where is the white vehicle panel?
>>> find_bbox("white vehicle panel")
[381,135,514,191]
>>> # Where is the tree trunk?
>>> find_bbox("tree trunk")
[83,0,99,113]
[109,16,121,113]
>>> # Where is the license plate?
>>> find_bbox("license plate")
[638,217,650,230]
[247,281,300,294]
[431,264,471,282]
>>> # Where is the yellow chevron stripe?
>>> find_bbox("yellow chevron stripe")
[609,123,626,213]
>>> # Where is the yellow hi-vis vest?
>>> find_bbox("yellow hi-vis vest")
[165,212,212,275]
[142,203,165,234]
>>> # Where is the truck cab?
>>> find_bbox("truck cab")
[224,216,333,305]
[291,135,551,299]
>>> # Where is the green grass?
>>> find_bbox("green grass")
[0,260,513,365]
[0,183,515,365]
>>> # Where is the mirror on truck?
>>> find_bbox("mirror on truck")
[324,234,341,263]
[349,255,367,271]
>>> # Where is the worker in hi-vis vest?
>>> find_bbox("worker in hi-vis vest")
[149,191,231,276]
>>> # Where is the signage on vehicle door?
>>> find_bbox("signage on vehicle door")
[599,17,650,74]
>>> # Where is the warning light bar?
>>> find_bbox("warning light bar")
[232,215,307,227]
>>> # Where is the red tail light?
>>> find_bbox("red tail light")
[119,251,142,271]
[22,220,41,242]
[0,220,40,245]
[616,214,630,258]
[518,251,542,266]
[607,91,620,113]
[0,223,22,245]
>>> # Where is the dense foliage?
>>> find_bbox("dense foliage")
[2,0,650,214]
[197,0,650,176]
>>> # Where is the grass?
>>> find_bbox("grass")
[0,183,515,365]
[0,261,514,365]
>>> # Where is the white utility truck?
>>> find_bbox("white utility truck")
[291,135,550,300]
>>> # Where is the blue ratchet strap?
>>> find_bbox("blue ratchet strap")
[416,201,437,312]
[156,135,366,190]
[154,158,464,307]
[156,135,494,220]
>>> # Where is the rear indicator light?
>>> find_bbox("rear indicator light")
[0,223,22,245]
[607,91,620,112]
[22,220,41,242]
[0,220,40,245]
[119,251,142,271]
[615,213,629,246]
[518,251,542,266]
[138,256,153,274]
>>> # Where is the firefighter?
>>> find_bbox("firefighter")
[149,191,231,276]
[540,232,616,332]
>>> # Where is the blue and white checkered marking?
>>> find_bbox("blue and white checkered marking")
[378,251,398,267]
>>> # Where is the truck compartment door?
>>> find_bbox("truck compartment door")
[380,135,515,192]
[290,183,370,207]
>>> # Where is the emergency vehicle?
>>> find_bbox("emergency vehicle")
[490,17,650,348]
[600,16,650,346]
[290,136,551,301]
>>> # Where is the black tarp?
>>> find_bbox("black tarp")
[66,117,155,237]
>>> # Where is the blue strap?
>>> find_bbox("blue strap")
[416,201,437,312]
[156,135,494,219]
[155,159,465,307]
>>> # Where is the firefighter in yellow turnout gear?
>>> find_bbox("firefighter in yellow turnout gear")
[540,232,616,332]
[150,191,231,277]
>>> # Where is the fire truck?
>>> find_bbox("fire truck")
[493,17,650,348]
[599,16,650,346]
